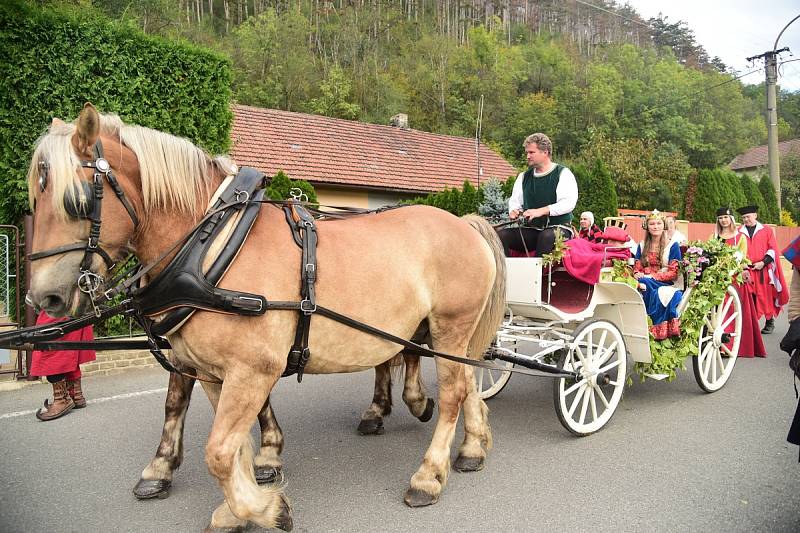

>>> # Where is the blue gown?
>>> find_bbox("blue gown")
[635,241,683,339]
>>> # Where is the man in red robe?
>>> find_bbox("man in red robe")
[738,205,789,333]
[30,312,96,420]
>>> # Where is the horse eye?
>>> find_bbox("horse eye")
[38,161,48,192]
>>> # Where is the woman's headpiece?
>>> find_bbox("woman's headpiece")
[716,207,733,218]
[642,209,665,229]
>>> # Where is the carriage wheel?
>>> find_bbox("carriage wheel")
[553,319,627,436]
[477,340,513,400]
[693,285,741,393]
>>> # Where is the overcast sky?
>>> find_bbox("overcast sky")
[621,1,800,92]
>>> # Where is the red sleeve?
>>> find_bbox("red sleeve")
[652,260,679,282]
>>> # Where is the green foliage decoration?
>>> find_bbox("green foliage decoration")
[614,238,745,381]
[0,1,233,225]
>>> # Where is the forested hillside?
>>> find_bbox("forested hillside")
[16,1,800,213]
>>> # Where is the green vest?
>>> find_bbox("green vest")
[521,164,572,227]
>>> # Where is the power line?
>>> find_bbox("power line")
[625,67,762,118]
[572,0,651,29]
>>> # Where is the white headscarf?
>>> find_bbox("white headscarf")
[580,211,594,226]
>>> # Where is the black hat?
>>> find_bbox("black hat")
[737,205,758,215]
[716,207,733,217]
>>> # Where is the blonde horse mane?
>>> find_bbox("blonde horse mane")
[27,112,236,219]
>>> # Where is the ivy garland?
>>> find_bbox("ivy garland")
[613,238,746,381]
[542,229,568,266]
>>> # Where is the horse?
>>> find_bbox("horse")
[26,103,505,531]
[134,352,435,499]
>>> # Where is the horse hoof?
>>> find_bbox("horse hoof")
[254,465,282,484]
[403,487,438,507]
[452,455,484,473]
[417,398,435,422]
[275,494,293,532]
[357,418,384,435]
[133,478,171,500]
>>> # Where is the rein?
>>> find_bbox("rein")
[19,163,565,384]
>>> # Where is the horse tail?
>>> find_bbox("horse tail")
[463,214,506,360]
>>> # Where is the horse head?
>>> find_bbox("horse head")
[26,103,233,317]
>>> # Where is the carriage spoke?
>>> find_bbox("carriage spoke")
[487,371,497,385]
[594,341,618,366]
[595,385,610,408]
[720,311,740,330]
[702,344,714,375]
[715,350,726,373]
[710,346,718,381]
[589,389,598,421]
[699,334,713,344]
[598,358,622,374]
[564,379,585,396]
[596,330,608,358]
[721,344,734,358]
[578,386,591,424]
[567,385,587,418]
[719,297,733,322]
[704,318,715,331]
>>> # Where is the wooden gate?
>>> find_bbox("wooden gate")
[0,225,23,379]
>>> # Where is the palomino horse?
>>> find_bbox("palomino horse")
[26,104,505,530]
[134,353,435,499]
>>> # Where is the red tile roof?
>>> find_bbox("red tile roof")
[230,104,518,193]
[729,138,800,170]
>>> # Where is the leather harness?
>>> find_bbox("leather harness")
[16,150,581,382]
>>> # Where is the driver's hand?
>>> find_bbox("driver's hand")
[509,209,520,220]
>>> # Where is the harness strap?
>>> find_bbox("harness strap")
[282,204,318,382]
[29,242,115,268]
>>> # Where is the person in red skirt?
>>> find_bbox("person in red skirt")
[30,311,96,421]
[714,207,767,357]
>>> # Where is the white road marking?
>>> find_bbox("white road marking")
[0,387,168,420]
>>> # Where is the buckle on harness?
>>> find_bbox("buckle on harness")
[236,296,264,313]
[300,299,316,315]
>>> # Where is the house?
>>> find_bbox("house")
[230,104,518,208]
[729,138,800,177]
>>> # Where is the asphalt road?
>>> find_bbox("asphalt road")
[1,317,799,533]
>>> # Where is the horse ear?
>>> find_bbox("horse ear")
[75,102,100,155]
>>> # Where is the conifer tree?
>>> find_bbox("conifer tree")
[740,174,766,217]
[758,174,780,224]
[478,178,509,223]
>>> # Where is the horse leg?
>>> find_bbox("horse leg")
[254,401,284,484]
[200,379,283,486]
[205,371,292,532]
[357,359,394,435]
[453,365,492,472]
[133,372,195,500]
[401,353,435,423]
[404,336,469,507]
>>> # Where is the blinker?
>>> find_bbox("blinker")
[38,160,48,192]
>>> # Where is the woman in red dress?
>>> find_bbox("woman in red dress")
[29,311,96,420]
[715,207,766,358]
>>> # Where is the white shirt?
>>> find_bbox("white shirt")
[669,229,687,245]
[508,164,578,217]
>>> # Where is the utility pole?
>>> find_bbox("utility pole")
[746,13,799,213]
[747,47,789,211]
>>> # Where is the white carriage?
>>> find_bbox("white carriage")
[478,256,743,436]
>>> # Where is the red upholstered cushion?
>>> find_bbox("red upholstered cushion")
[602,226,629,242]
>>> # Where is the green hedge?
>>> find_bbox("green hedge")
[0,1,233,225]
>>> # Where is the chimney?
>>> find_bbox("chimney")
[389,113,409,129]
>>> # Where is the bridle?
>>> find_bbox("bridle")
[29,139,139,309]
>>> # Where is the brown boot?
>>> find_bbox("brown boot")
[36,380,75,421]
[67,379,87,408]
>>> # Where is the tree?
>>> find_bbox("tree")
[266,170,318,205]
[478,178,509,223]
[692,169,725,222]
[572,159,618,223]
[740,174,766,218]
[758,174,780,225]
[307,64,361,120]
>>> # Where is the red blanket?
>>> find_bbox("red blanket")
[29,312,96,377]
[562,238,631,285]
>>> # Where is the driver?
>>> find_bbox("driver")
[498,133,578,257]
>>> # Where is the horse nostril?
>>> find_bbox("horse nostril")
[41,293,66,315]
